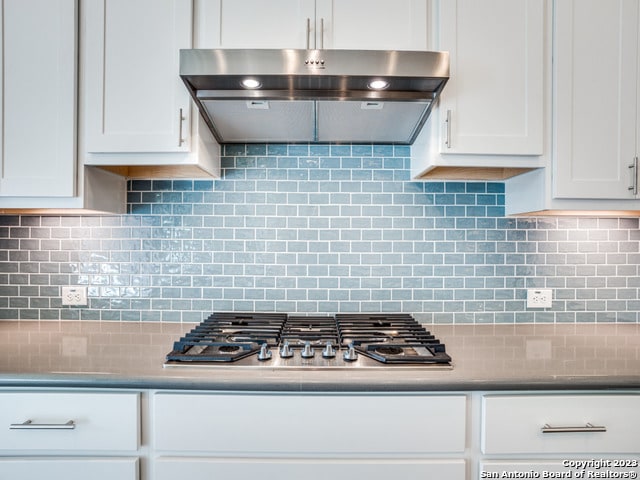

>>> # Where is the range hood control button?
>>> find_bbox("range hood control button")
[279,341,294,359]
[257,343,272,361]
[301,341,315,358]
[343,344,358,362]
[322,341,336,359]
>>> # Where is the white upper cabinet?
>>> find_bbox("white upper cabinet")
[83,0,192,153]
[317,0,428,50]
[200,0,316,49]
[81,0,220,178]
[411,0,546,181]
[437,0,544,156]
[554,0,639,199]
[199,0,428,50]
[0,0,76,197]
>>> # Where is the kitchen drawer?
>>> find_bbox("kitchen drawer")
[153,393,466,454]
[0,392,139,451]
[482,394,640,454]
[0,457,138,480]
[154,458,466,480]
[480,460,640,480]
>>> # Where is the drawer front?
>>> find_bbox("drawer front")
[480,460,640,480]
[482,394,640,454]
[154,393,466,454]
[155,458,466,480]
[0,392,139,451]
[0,457,138,480]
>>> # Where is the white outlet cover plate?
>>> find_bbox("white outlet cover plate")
[61,286,88,306]
[526,289,552,308]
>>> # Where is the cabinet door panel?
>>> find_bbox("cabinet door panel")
[554,0,638,199]
[154,393,466,454]
[0,0,76,197]
[438,0,544,155]
[0,458,138,480]
[319,0,428,50]
[84,0,192,153]
[155,458,465,480]
[202,0,315,49]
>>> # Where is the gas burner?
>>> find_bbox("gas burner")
[218,345,241,353]
[375,345,405,356]
[165,312,452,368]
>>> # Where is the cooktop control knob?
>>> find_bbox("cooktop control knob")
[343,343,358,362]
[279,341,294,359]
[257,343,272,361]
[322,341,336,359]
[301,341,315,358]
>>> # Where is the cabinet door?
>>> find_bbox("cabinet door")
[317,0,428,50]
[437,0,544,155]
[554,0,639,199]
[0,458,138,480]
[0,0,76,197]
[154,393,466,455]
[199,0,315,49]
[83,0,192,153]
[155,458,465,480]
[199,0,427,50]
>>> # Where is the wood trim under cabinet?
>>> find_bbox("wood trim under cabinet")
[97,165,218,179]
[416,166,535,181]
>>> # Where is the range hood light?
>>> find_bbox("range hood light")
[240,78,262,89]
[368,79,390,90]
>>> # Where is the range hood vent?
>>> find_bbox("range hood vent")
[180,49,449,145]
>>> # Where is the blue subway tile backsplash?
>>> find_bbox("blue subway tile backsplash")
[1,143,640,323]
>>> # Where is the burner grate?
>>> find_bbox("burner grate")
[165,312,451,366]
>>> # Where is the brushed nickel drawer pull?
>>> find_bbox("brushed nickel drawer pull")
[10,419,76,430]
[541,422,606,434]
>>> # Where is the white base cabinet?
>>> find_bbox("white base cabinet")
[2,388,639,480]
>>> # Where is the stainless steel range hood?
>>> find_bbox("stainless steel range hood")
[180,49,449,145]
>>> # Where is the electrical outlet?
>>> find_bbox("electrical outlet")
[61,286,87,306]
[526,288,553,308]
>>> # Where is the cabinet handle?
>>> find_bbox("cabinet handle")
[306,18,311,49]
[10,419,76,430]
[445,109,452,148]
[541,423,606,434]
[629,157,638,195]
[178,108,186,146]
[320,18,324,49]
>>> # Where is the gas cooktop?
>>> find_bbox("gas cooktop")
[164,313,452,370]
